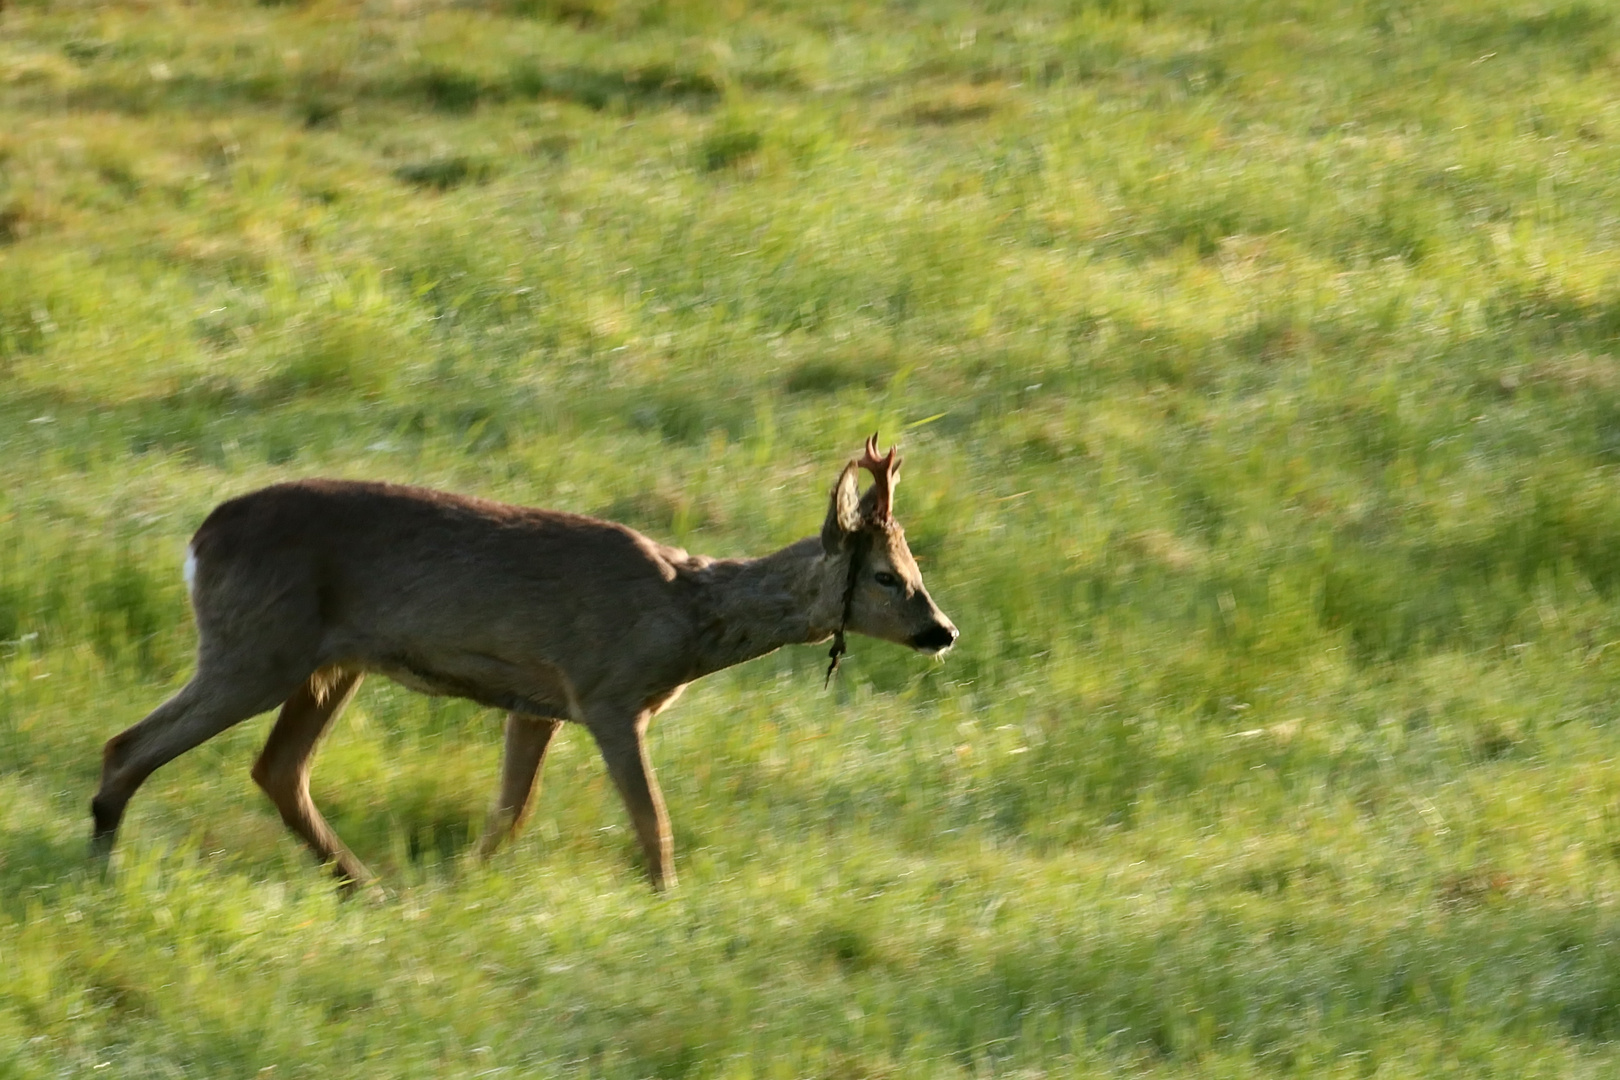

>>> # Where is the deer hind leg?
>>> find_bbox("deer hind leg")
[91,660,308,860]
[478,712,562,859]
[587,713,675,891]
[250,667,371,891]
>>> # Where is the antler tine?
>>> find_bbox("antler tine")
[856,431,901,525]
[857,432,897,472]
[859,433,880,467]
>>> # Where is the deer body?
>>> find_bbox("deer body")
[90,440,956,891]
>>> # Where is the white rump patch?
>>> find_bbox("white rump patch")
[182,545,197,594]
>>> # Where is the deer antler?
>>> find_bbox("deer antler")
[857,432,901,526]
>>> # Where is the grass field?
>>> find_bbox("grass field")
[4,0,1620,1074]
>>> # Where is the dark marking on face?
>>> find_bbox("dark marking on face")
[910,623,958,653]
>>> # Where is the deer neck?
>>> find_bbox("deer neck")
[687,537,846,678]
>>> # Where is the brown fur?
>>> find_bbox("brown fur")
[89,442,956,891]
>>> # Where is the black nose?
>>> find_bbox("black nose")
[912,623,958,653]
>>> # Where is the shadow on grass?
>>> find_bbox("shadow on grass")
[904,906,1620,1065]
[1486,283,1620,351]
[1,378,536,469]
[1438,4,1615,67]
[448,893,1620,1071]
[0,826,94,919]
[319,778,484,880]
[31,59,720,119]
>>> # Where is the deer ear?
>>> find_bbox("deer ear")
[821,462,863,555]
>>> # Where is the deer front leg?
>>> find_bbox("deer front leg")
[587,713,675,891]
[478,712,562,858]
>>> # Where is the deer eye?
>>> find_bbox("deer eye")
[874,570,901,589]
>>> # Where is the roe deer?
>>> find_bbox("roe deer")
[90,436,956,891]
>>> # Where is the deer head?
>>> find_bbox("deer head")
[820,433,958,654]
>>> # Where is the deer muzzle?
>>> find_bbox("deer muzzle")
[911,620,959,654]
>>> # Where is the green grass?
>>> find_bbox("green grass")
[4,0,1620,1074]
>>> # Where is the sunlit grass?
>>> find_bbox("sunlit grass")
[4,0,1620,1074]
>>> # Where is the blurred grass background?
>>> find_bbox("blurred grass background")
[4,0,1620,1074]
